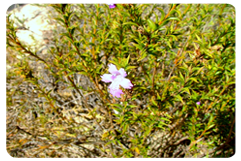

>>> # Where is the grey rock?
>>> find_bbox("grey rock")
[8,4,56,50]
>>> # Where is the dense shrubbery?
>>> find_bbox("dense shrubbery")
[6,4,235,157]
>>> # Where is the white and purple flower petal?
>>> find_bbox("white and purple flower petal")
[101,74,114,83]
[119,68,127,77]
[101,63,133,98]
[119,78,133,89]
[108,75,122,90]
[108,4,116,9]
[109,88,123,98]
[108,64,119,75]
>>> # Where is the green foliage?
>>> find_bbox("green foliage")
[7,4,235,158]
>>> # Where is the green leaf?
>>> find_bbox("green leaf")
[157,7,165,22]
[207,124,215,130]
[125,54,130,67]
[60,33,73,43]
[96,64,103,74]
[168,34,178,41]
[125,66,137,71]
[179,72,185,84]
[160,117,171,123]
[169,9,182,18]
[54,17,66,26]
[189,77,199,83]
[158,27,166,31]
[160,17,180,27]
[181,87,191,95]
[78,71,89,76]
[158,121,168,127]
[63,13,69,21]
[171,76,180,82]
[195,33,202,42]
[73,41,80,47]
[128,105,138,108]
[137,49,147,62]
[68,12,75,22]
[69,25,77,35]
[147,19,157,31]
[175,95,184,104]
[193,66,205,75]
[108,60,121,68]
[166,41,172,48]
[151,96,158,106]
[123,22,139,27]
[227,81,235,86]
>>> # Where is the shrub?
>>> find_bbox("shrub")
[6,4,235,158]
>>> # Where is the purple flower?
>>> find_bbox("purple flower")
[196,102,201,105]
[101,64,133,98]
[108,4,116,9]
